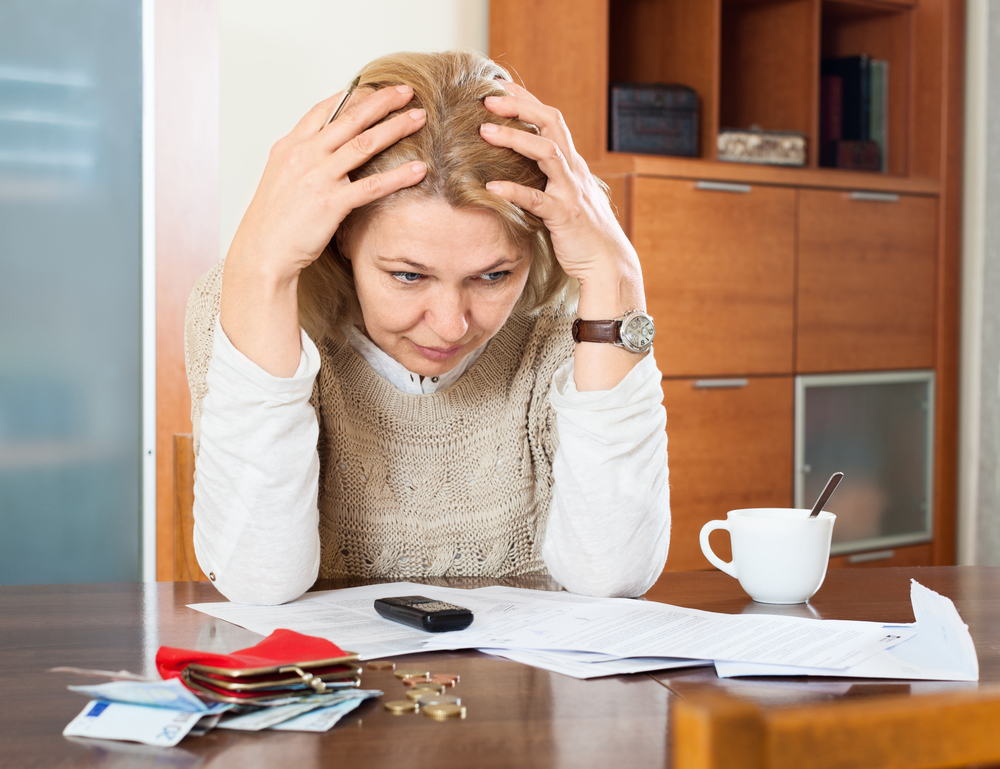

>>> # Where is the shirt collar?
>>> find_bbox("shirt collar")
[342,326,485,395]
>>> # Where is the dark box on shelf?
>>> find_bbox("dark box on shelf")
[609,83,699,157]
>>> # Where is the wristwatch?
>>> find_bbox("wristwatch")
[572,309,656,354]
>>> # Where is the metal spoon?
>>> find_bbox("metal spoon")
[808,472,844,517]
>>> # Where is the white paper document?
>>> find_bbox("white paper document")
[484,648,712,679]
[714,581,979,681]
[190,581,536,659]
[189,581,928,674]
[420,586,911,669]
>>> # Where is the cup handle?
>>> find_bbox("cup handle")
[699,520,737,578]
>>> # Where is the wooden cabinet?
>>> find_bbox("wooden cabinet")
[661,377,794,572]
[492,0,963,569]
[828,542,933,569]
[631,179,795,377]
[797,190,938,373]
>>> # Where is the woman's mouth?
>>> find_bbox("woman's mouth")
[410,341,465,361]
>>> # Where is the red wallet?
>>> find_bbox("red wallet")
[156,629,360,703]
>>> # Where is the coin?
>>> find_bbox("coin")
[384,700,418,715]
[402,676,433,687]
[429,673,459,687]
[395,669,431,680]
[409,683,446,695]
[416,694,461,707]
[366,660,395,671]
[405,687,436,702]
[423,703,466,720]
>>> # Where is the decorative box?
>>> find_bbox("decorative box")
[717,128,807,167]
[609,83,699,157]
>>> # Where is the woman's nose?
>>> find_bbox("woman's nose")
[425,290,470,343]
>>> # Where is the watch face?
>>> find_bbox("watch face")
[622,315,655,350]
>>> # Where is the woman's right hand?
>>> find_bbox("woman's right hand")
[221,85,428,377]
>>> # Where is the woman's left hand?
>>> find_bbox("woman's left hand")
[480,82,642,304]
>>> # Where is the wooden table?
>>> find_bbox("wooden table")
[1,567,997,768]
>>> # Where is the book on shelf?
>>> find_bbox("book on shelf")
[820,54,888,172]
[820,75,842,167]
[869,60,889,172]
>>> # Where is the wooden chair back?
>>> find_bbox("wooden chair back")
[172,433,208,581]
[672,687,1000,769]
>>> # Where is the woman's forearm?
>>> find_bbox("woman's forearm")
[193,318,322,605]
[572,259,650,392]
[220,243,304,378]
[543,353,671,597]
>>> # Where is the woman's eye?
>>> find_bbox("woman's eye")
[480,271,511,283]
[392,272,422,284]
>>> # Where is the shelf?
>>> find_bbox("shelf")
[590,154,939,195]
[608,1,720,160]
[820,0,912,175]
[720,0,819,164]
[607,0,917,178]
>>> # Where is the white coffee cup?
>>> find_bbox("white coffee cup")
[699,508,836,604]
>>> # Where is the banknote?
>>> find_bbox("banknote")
[50,666,155,682]
[68,677,229,714]
[269,698,364,732]
[217,700,328,731]
[63,700,201,747]
[188,713,223,737]
[218,689,382,731]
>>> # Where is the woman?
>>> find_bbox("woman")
[186,51,669,605]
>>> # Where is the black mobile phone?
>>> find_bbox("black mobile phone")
[373,596,474,633]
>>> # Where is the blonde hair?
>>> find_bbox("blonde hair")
[297,50,571,339]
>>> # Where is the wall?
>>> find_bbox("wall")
[219,0,489,258]
[960,0,1000,564]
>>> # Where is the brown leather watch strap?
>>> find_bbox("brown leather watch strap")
[572,318,619,344]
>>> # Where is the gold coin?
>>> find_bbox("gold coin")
[423,703,466,720]
[402,676,433,687]
[416,694,461,707]
[409,683,446,695]
[384,699,418,714]
[429,673,459,686]
[395,668,431,680]
[406,687,435,702]
[366,660,395,671]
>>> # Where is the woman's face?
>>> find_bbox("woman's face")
[346,198,531,378]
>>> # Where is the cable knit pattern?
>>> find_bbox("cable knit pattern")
[186,261,575,581]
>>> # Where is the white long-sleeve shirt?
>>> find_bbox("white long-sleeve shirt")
[193,317,670,604]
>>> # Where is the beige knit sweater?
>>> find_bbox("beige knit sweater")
[186,261,576,580]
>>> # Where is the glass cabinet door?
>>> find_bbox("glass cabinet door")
[795,371,934,554]
[0,1,142,583]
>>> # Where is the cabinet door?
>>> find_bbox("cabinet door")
[797,190,938,372]
[632,178,796,377]
[661,376,794,572]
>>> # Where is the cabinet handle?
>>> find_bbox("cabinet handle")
[847,549,895,564]
[695,181,752,194]
[692,378,749,389]
[848,191,900,203]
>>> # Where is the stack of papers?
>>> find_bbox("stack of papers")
[188,579,978,682]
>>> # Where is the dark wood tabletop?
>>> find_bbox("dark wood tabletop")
[1,566,996,769]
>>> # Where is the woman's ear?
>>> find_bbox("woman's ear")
[334,230,351,261]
